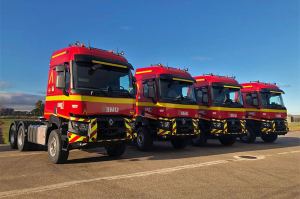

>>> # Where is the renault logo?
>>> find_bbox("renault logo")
[108,118,114,126]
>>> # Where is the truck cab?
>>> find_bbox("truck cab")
[134,65,200,150]
[9,43,136,163]
[240,81,288,143]
[193,74,246,146]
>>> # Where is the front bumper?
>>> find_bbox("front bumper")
[157,117,200,137]
[209,119,246,136]
[260,119,288,135]
[67,116,135,145]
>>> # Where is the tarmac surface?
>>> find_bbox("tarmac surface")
[0,131,299,199]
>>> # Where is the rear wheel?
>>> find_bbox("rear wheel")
[261,133,278,143]
[240,126,256,143]
[171,137,187,149]
[219,135,236,146]
[136,126,153,151]
[192,133,207,146]
[9,123,17,149]
[17,125,29,151]
[105,142,126,157]
[48,129,69,164]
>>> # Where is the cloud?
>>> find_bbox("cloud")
[0,81,12,90]
[192,56,212,61]
[0,92,44,111]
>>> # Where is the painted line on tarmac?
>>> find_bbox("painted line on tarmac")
[277,150,300,155]
[0,160,229,198]
[0,150,299,198]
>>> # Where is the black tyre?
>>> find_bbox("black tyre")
[261,133,278,143]
[17,125,30,151]
[9,123,18,149]
[219,135,236,146]
[192,133,207,146]
[240,126,256,143]
[105,142,126,157]
[136,126,153,151]
[48,129,69,164]
[171,137,187,149]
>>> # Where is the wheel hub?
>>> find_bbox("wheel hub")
[49,137,57,157]
[17,130,23,146]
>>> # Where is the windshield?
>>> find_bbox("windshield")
[73,62,134,97]
[212,86,243,107]
[260,92,285,108]
[159,79,196,104]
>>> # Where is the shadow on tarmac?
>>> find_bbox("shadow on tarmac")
[66,134,300,164]
[1,133,299,164]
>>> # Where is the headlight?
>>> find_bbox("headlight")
[262,122,271,128]
[69,121,89,135]
[212,121,223,129]
[159,121,171,129]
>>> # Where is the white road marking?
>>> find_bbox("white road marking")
[0,150,299,198]
[0,160,229,198]
[277,150,300,155]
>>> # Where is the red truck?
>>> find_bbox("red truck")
[8,43,136,163]
[240,81,288,143]
[192,74,246,146]
[134,65,200,150]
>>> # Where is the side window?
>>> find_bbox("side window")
[65,68,70,89]
[143,83,149,97]
[196,86,209,105]
[245,92,259,107]
[246,93,253,105]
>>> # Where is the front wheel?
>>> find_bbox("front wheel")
[219,135,236,146]
[261,133,278,143]
[136,127,153,151]
[105,142,126,157]
[48,129,69,164]
[192,133,207,146]
[171,137,187,149]
[240,127,256,143]
[9,123,17,149]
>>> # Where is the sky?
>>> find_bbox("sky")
[0,0,299,113]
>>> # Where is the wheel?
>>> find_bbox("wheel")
[9,123,18,149]
[240,126,256,143]
[261,133,278,143]
[47,129,69,164]
[219,135,236,146]
[105,142,126,157]
[17,125,30,151]
[136,126,153,151]
[171,137,187,149]
[192,133,207,146]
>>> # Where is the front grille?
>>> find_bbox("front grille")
[227,119,242,133]
[274,119,286,131]
[96,116,126,140]
[176,118,193,134]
